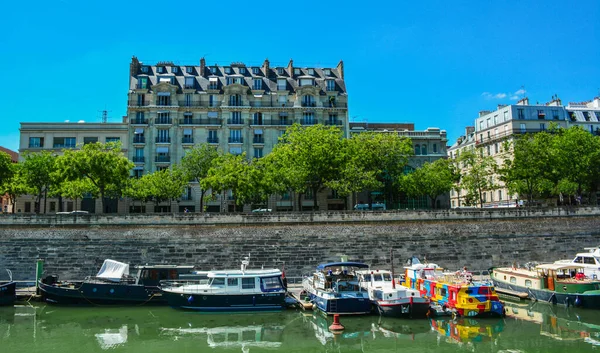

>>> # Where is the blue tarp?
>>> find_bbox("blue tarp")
[316,262,369,270]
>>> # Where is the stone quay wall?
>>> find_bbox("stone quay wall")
[1,207,599,281]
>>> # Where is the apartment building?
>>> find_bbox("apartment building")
[127,56,349,212]
[17,121,129,213]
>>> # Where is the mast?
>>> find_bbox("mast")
[390,248,396,289]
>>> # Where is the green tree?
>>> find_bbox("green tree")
[202,153,254,210]
[401,158,458,208]
[180,144,220,212]
[123,176,154,211]
[55,142,133,213]
[269,124,345,210]
[0,151,12,187]
[458,149,497,208]
[0,163,28,214]
[145,168,188,212]
[56,179,98,209]
[20,151,57,213]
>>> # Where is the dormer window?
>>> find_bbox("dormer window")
[137,77,148,89]
[184,77,195,89]
[157,66,165,73]
[141,66,149,73]
[234,77,243,85]
[307,68,314,75]
[300,78,314,87]
[277,78,287,90]
[172,66,178,73]
[277,68,284,75]
[294,68,300,75]
[225,67,231,74]
[323,69,330,76]
[326,79,335,91]
[239,67,246,74]
[186,66,193,74]
[210,66,217,74]
[252,67,260,74]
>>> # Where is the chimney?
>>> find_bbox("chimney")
[545,95,562,106]
[516,97,529,106]
[200,57,206,77]
[262,58,270,78]
[336,60,344,80]
[129,56,140,77]
[588,97,600,108]
[122,115,128,123]
[497,104,507,110]
[478,110,491,117]
[287,59,294,76]
[465,126,475,135]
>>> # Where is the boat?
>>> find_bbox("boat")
[302,261,372,315]
[355,269,430,318]
[160,256,287,312]
[0,270,16,306]
[429,317,504,344]
[491,263,600,308]
[38,259,195,305]
[404,258,505,317]
[555,246,600,279]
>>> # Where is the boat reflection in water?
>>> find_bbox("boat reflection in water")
[504,300,600,347]
[95,325,128,350]
[160,324,284,350]
[429,317,505,347]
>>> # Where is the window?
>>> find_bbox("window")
[157,112,171,124]
[254,148,263,158]
[135,148,144,157]
[525,279,532,287]
[326,80,335,91]
[242,277,255,289]
[157,129,170,142]
[106,137,120,143]
[433,144,437,153]
[415,145,420,155]
[229,129,242,143]
[157,93,171,106]
[302,112,315,125]
[233,77,243,85]
[209,95,217,107]
[227,278,238,287]
[53,137,76,148]
[141,66,148,73]
[229,94,242,106]
[493,115,498,125]
[277,68,284,75]
[138,77,147,89]
[224,67,231,74]
[518,108,524,119]
[540,123,546,131]
[157,66,164,73]
[252,67,260,74]
[49,202,56,212]
[171,66,178,73]
[494,143,498,154]
[327,113,338,125]
[277,79,286,90]
[137,94,145,105]
[210,278,225,286]
[323,69,330,76]
[300,78,314,86]
[520,123,526,133]
[186,66,193,73]
[574,256,583,263]
[253,112,263,125]
[208,130,218,143]
[510,276,517,284]
[479,120,484,131]
[307,68,314,75]
[503,111,508,121]
[185,77,194,89]
[486,118,491,128]
[421,144,427,155]
[302,95,315,107]
[552,109,559,120]
[253,78,262,90]
[584,257,596,264]
[278,95,287,105]
[29,137,44,148]
[210,66,217,74]
[537,109,545,119]
[230,111,242,124]
[239,67,246,74]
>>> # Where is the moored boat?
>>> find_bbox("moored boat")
[404,258,505,317]
[491,263,600,308]
[555,246,600,279]
[38,259,194,305]
[0,270,16,306]
[161,256,286,312]
[355,269,430,318]
[302,261,371,315]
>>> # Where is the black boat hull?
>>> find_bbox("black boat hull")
[377,301,430,319]
[492,279,600,309]
[38,280,165,306]
[0,282,16,306]
[163,290,286,312]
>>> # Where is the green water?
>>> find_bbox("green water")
[1,301,600,352]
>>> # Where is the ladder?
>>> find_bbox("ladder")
[329,299,337,313]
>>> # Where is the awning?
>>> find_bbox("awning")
[207,112,218,118]
[156,147,169,153]
[96,259,130,282]
[134,128,144,134]
[254,129,263,134]
[209,77,218,82]
[157,92,170,96]
[183,128,192,135]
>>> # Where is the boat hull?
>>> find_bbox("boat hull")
[38,280,165,306]
[310,293,372,315]
[492,279,600,309]
[376,301,430,319]
[0,282,16,306]
[162,290,286,312]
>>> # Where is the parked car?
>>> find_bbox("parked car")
[371,203,386,211]
[251,208,272,213]
[56,210,89,215]
[353,203,370,211]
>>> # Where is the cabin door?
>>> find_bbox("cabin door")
[547,276,555,291]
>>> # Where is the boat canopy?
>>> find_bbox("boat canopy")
[96,259,130,282]
[537,263,583,271]
[316,262,369,270]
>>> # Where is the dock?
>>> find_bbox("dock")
[495,287,529,300]
[286,284,313,311]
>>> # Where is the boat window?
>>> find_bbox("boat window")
[363,274,372,282]
[574,257,583,263]
[440,288,447,297]
[525,279,532,287]
[242,277,255,289]
[510,276,517,284]
[211,278,225,286]
[382,273,392,281]
[261,276,284,291]
[373,274,383,281]
[584,257,596,264]
[227,278,239,287]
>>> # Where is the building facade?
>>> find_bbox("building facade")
[127,57,349,212]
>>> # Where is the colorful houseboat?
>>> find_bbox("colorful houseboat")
[492,263,600,308]
[303,262,372,315]
[404,260,505,317]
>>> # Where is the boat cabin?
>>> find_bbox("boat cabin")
[313,262,368,292]
[201,269,285,294]
[494,263,600,293]
[94,259,195,287]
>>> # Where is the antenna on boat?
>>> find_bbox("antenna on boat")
[390,249,396,289]
[241,254,250,274]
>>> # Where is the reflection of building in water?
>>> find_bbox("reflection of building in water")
[95,325,128,350]
[160,325,283,351]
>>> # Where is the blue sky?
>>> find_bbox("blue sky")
[1,0,598,152]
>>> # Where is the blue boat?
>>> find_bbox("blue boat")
[302,262,372,315]
[0,270,16,306]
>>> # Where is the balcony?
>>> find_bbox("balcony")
[28,144,43,148]
[133,136,145,144]
[253,136,264,144]
[207,84,219,91]
[475,128,548,145]
[155,137,171,143]
[178,101,203,108]
[228,137,243,143]
[278,119,293,126]
[180,118,221,126]
[182,137,194,144]
[301,102,317,107]
[155,155,171,163]
[324,102,348,108]
[325,120,343,126]
[156,118,172,125]
[227,119,244,125]
[131,118,148,125]
[207,137,219,144]
[301,120,317,126]
[132,156,145,163]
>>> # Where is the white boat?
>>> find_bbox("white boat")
[555,246,600,279]
[161,256,286,312]
[355,269,430,318]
